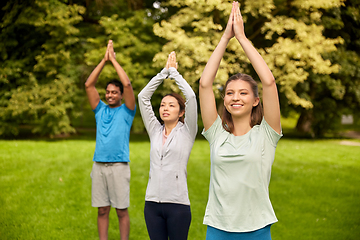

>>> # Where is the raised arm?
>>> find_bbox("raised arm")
[85,46,109,110]
[233,2,281,133]
[199,5,235,131]
[138,68,169,135]
[108,40,136,111]
[168,52,198,139]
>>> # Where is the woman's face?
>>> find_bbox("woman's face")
[223,79,259,118]
[159,95,184,123]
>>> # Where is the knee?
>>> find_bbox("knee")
[98,206,111,217]
[116,208,129,219]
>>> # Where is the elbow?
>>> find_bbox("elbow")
[190,92,196,100]
[137,91,147,103]
[122,82,132,91]
[199,78,206,89]
[269,75,276,84]
[84,77,95,89]
[137,90,144,99]
[199,79,212,91]
[84,81,92,89]
[263,76,276,88]
[124,82,132,88]
[199,76,213,90]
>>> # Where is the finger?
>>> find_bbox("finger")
[232,1,235,18]
[233,2,238,21]
[235,2,242,20]
[228,3,233,22]
[229,2,235,25]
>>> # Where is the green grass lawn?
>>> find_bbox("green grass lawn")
[0,137,359,239]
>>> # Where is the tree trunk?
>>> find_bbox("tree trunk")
[127,0,143,10]
[296,109,315,138]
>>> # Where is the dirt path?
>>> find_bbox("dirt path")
[340,131,360,146]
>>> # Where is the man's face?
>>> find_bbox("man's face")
[105,84,122,108]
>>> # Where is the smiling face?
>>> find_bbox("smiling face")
[223,79,259,119]
[105,84,122,108]
[159,95,184,124]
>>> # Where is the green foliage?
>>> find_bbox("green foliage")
[0,0,163,136]
[151,0,357,137]
[84,10,163,133]
[1,139,359,239]
[0,0,85,137]
[1,0,359,138]
[153,0,232,97]
[310,0,360,137]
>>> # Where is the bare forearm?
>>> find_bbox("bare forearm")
[199,37,229,130]
[110,58,135,110]
[237,37,275,86]
[85,59,106,88]
[200,36,230,89]
[237,36,280,133]
[110,59,131,87]
[85,59,105,110]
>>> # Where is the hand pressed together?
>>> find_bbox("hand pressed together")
[165,51,178,70]
[222,1,246,41]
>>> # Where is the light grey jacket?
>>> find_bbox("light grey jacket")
[138,67,198,205]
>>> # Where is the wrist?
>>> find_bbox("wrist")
[160,68,169,74]
[100,58,107,66]
[235,34,247,42]
[220,35,232,42]
[109,58,118,64]
[168,67,177,72]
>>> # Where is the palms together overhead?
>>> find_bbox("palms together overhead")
[166,51,178,69]
[223,2,246,41]
[104,40,116,61]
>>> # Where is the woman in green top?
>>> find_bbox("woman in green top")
[199,2,282,239]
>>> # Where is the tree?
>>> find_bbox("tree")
[2,0,357,138]
[0,0,85,137]
[83,10,163,132]
[0,0,164,137]
[151,0,346,137]
[79,0,165,133]
[313,0,360,136]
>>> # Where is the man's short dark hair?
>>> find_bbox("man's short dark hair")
[106,80,123,94]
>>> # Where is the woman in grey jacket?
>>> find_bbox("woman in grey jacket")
[138,51,198,240]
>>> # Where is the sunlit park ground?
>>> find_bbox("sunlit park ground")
[0,117,360,239]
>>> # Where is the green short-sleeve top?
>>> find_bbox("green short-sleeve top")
[202,115,282,232]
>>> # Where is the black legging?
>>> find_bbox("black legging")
[144,201,192,240]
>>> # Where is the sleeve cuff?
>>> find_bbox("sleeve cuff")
[160,68,169,76]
